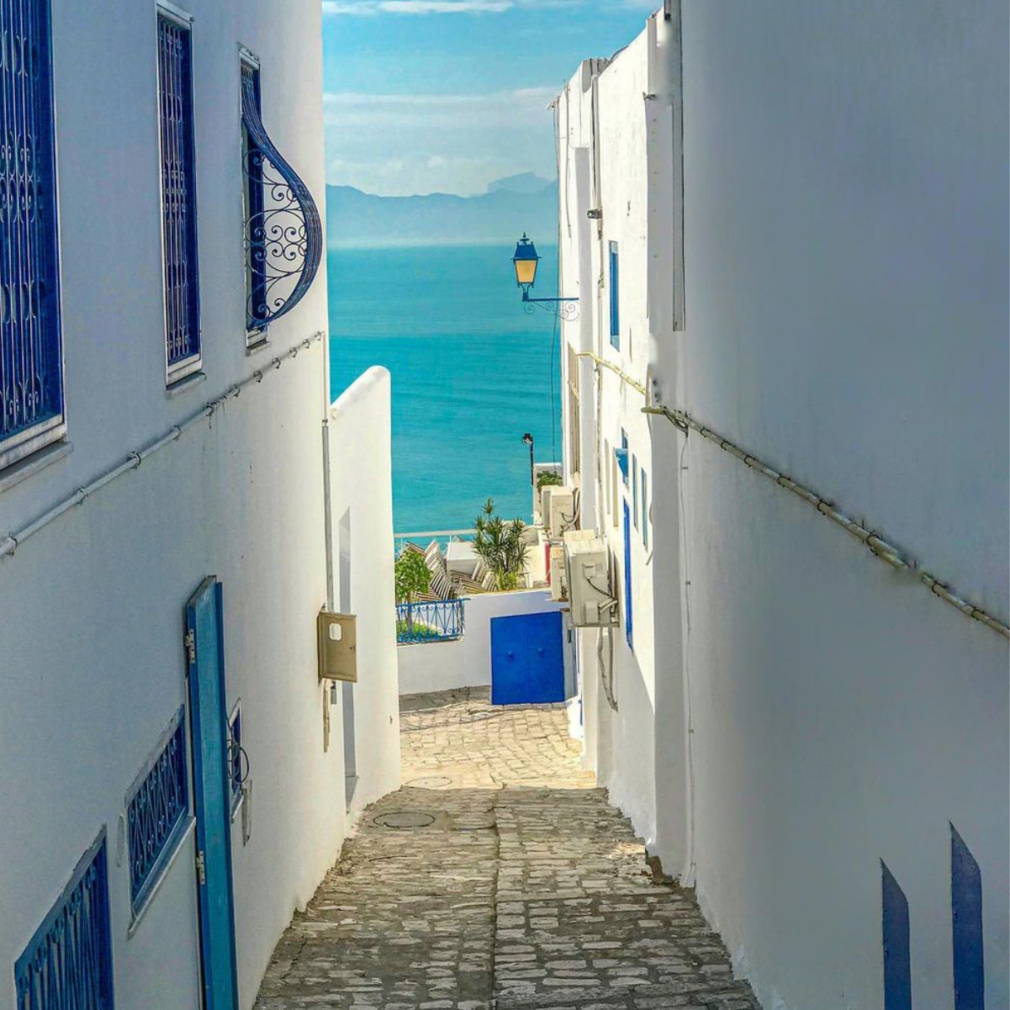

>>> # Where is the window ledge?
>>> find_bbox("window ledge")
[245,335,271,356]
[0,440,73,494]
[166,370,206,399]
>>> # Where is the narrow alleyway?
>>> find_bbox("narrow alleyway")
[254,689,758,1010]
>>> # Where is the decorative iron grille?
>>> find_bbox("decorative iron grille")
[228,705,246,814]
[0,0,64,463]
[14,831,115,1010]
[396,599,465,644]
[126,709,189,911]
[157,14,200,375]
[241,65,322,329]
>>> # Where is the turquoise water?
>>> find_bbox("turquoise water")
[328,245,562,534]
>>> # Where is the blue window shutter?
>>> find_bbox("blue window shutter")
[609,242,620,347]
[632,455,639,528]
[158,14,201,377]
[623,502,633,650]
[0,0,64,465]
[951,825,985,1010]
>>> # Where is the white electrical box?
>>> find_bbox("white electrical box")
[543,485,576,537]
[563,530,615,627]
[549,544,567,601]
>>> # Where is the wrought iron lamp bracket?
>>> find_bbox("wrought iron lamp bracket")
[521,290,580,321]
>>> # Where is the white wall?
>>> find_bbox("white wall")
[670,4,1009,1007]
[327,367,402,821]
[0,2,399,1009]
[397,590,570,697]
[558,3,1009,1008]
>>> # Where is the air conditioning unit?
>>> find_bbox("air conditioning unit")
[563,530,616,627]
[543,485,576,537]
[549,544,567,601]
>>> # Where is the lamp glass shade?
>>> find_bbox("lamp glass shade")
[512,235,540,289]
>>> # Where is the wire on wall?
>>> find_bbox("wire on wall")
[643,402,1009,641]
[1,332,326,562]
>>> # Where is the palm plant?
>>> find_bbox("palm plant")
[472,498,530,591]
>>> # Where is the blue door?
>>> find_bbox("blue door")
[186,578,239,1010]
[491,610,565,705]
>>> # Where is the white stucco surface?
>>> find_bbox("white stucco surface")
[397,590,570,697]
[558,3,1008,1007]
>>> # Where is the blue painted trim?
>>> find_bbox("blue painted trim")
[881,861,912,1010]
[14,829,115,1010]
[951,824,985,1010]
[623,502,633,650]
[396,598,465,643]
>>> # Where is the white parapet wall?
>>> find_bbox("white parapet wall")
[398,590,571,697]
[327,366,402,819]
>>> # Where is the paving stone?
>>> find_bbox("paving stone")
[254,688,758,1010]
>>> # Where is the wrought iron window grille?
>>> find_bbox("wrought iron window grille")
[157,13,201,381]
[15,829,115,1010]
[241,65,322,332]
[125,708,190,915]
[0,0,65,472]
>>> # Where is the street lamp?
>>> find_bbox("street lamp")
[511,234,579,320]
[522,432,535,487]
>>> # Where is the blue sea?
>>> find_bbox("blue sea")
[328,245,562,534]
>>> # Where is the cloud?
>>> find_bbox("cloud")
[324,87,559,195]
[323,0,513,14]
[322,0,591,15]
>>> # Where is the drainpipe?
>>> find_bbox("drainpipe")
[322,333,336,613]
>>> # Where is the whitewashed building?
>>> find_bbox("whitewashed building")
[0,2,400,1009]
[556,3,1008,1007]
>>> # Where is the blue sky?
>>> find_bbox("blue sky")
[322,0,657,197]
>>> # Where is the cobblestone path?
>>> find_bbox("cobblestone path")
[255,688,759,1010]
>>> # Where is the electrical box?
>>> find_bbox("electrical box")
[317,611,357,682]
[549,544,567,601]
[563,530,615,627]
[543,485,576,537]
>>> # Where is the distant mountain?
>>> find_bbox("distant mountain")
[325,177,558,249]
[486,172,554,195]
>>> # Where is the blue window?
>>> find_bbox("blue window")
[15,830,115,1010]
[229,703,244,815]
[609,241,619,348]
[641,468,649,549]
[126,708,190,915]
[0,0,64,471]
[240,54,322,331]
[241,61,267,336]
[157,12,200,381]
[632,454,639,528]
[623,502,633,650]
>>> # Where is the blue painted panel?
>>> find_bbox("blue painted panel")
[491,610,564,705]
[187,578,239,1010]
[951,824,985,1010]
[609,242,620,345]
[881,861,912,1010]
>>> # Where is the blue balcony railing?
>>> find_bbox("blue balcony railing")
[396,599,464,644]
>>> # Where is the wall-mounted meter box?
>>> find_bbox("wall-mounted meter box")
[563,530,616,627]
[317,611,357,682]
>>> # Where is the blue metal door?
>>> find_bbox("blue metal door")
[186,578,239,1010]
[490,610,565,705]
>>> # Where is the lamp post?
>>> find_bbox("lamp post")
[522,432,535,488]
[512,234,579,320]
